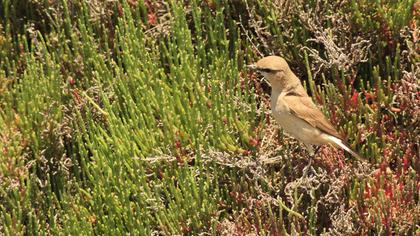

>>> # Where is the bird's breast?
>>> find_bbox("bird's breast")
[270,93,329,145]
[271,95,294,127]
[271,93,289,114]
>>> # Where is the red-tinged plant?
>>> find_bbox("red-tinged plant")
[349,90,359,109]
[147,13,157,26]
[248,137,260,148]
[359,164,417,234]
[72,89,81,104]
[317,146,346,172]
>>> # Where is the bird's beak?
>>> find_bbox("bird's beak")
[247,64,257,70]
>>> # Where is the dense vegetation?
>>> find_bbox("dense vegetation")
[0,0,418,235]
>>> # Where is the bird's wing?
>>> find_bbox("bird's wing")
[283,95,342,139]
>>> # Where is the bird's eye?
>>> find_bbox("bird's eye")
[259,68,272,73]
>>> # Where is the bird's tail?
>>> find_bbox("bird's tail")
[327,136,364,161]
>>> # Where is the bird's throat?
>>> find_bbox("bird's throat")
[269,75,302,94]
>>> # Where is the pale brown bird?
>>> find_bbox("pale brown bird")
[249,56,361,159]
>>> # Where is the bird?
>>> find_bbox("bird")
[248,56,362,159]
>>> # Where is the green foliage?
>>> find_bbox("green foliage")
[0,0,418,235]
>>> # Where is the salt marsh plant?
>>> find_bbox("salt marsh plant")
[0,0,418,234]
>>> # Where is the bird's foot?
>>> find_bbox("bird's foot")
[302,157,313,178]
[313,146,321,158]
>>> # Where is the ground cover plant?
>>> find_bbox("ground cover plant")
[0,0,419,235]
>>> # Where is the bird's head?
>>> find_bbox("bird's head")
[248,56,290,84]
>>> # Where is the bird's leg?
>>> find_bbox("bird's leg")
[302,144,314,177]
[302,157,313,178]
[313,146,321,157]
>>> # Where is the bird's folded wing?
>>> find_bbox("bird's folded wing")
[283,95,342,139]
